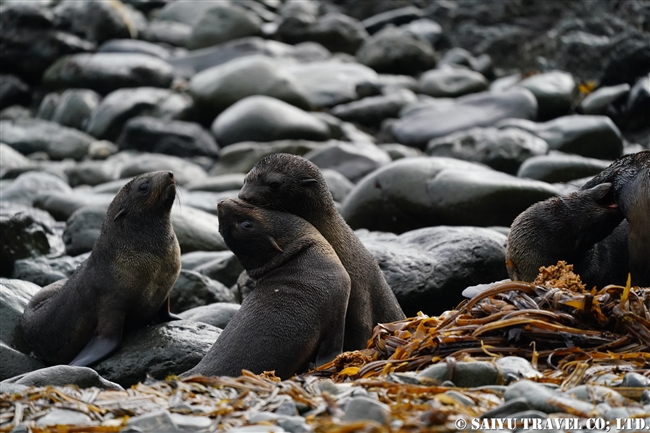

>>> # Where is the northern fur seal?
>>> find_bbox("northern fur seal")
[238,153,405,351]
[507,150,650,287]
[21,171,181,366]
[183,198,350,379]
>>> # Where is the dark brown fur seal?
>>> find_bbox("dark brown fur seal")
[238,153,405,351]
[507,150,650,288]
[21,171,181,366]
[183,198,350,379]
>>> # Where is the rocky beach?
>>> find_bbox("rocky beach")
[1,0,649,431]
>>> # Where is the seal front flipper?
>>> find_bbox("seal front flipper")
[151,296,181,324]
[69,313,125,367]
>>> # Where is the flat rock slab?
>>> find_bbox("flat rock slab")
[94,320,221,388]
[361,226,508,316]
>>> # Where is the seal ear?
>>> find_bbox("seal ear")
[114,208,127,221]
[268,237,283,253]
[300,178,318,186]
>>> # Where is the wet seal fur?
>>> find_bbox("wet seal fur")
[238,154,405,351]
[183,198,350,379]
[21,171,181,366]
[507,150,650,287]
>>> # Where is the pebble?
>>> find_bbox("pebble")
[343,395,391,425]
[178,303,240,330]
[361,6,424,35]
[517,153,611,183]
[578,83,630,114]
[171,270,236,313]
[186,3,262,50]
[11,253,88,287]
[516,70,578,120]
[191,251,244,287]
[417,361,499,387]
[188,55,311,122]
[212,96,330,147]
[0,278,41,351]
[119,153,207,186]
[504,380,596,415]
[44,89,101,131]
[277,12,367,55]
[330,89,417,128]
[305,142,392,183]
[497,115,623,160]
[426,127,549,175]
[418,67,489,98]
[392,88,538,149]
[43,53,174,95]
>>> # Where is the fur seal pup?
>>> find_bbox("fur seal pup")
[238,153,405,352]
[507,150,650,287]
[183,198,350,379]
[21,171,181,366]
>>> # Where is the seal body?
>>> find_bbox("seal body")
[507,150,650,287]
[238,153,405,352]
[183,198,350,379]
[21,171,181,366]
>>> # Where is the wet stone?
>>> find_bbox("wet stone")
[11,253,88,287]
[186,4,262,50]
[178,303,240,330]
[621,372,650,388]
[417,361,499,387]
[143,20,191,47]
[494,356,542,382]
[0,75,31,110]
[0,341,46,382]
[343,395,390,425]
[516,70,578,120]
[504,380,596,415]
[0,278,41,350]
[322,169,354,203]
[418,67,489,98]
[330,89,418,128]
[185,174,246,192]
[170,270,236,314]
[361,6,424,35]
[578,83,630,114]
[63,205,106,256]
[305,142,392,183]
[48,89,101,131]
[3,365,123,390]
[98,39,171,59]
[192,251,244,287]
[481,397,531,418]
[517,153,611,183]
[119,153,207,186]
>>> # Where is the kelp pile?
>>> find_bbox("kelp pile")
[313,262,650,384]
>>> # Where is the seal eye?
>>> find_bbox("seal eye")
[267,181,280,190]
[139,181,149,193]
[240,220,253,230]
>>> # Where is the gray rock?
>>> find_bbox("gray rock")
[98,39,171,59]
[0,207,60,271]
[400,18,447,49]
[144,20,191,47]
[43,53,174,96]
[85,87,193,141]
[437,48,492,77]
[12,253,88,287]
[90,177,131,194]
[171,270,236,313]
[119,153,207,186]
[481,397,532,418]
[343,395,390,425]
[621,372,650,388]
[0,143,31,177]
[185,174,246,192]
[188,55,311,122]
[286,61,378,108]
[192,251,244,287]
[33,192,114,221]
[48,89,101,131]
[37,409,93,427]
[497,115,624,160]
[516,70,578,120]
[1,118,94,160]
[64,160,119,187]
[2,170,72,206]
[277,12,367,55]
[117,116,219,158]
[517,153,612,183]
[341,157,558,233]
[179,303,240,330]
[361,6,423,35]
[211,96,330,147]
[169,413,212,432]
[0,341,45,381]
[88,140,118,160]
[179,190,238,216]
[157,1,218,26]
[578,83,630,114]
[3,365,123,390]
[322,169,354,203]
[0,75,31,110]
[419,67,489,98]
[566,385,628,405]
[305,142,391,183]
[187,4,261,50]
[361,226,507,315]
[126,410,180,433]
[417,361,499,387]
[210,140,327,176]
[94,321,221,388]
[504,380,596,415]
[0,4,95,83]
[426,127,549,175]
[495,356,542,382]
[63,205,106,256]
[330,89,417,128]
[0,278,41,350]
[356,26,436,76]
[393,89,538,149]
[379,143,424,160]
[229,426,285,433]
[52,0,133,44]
[171,205,227,253]
[249,412,308,433]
